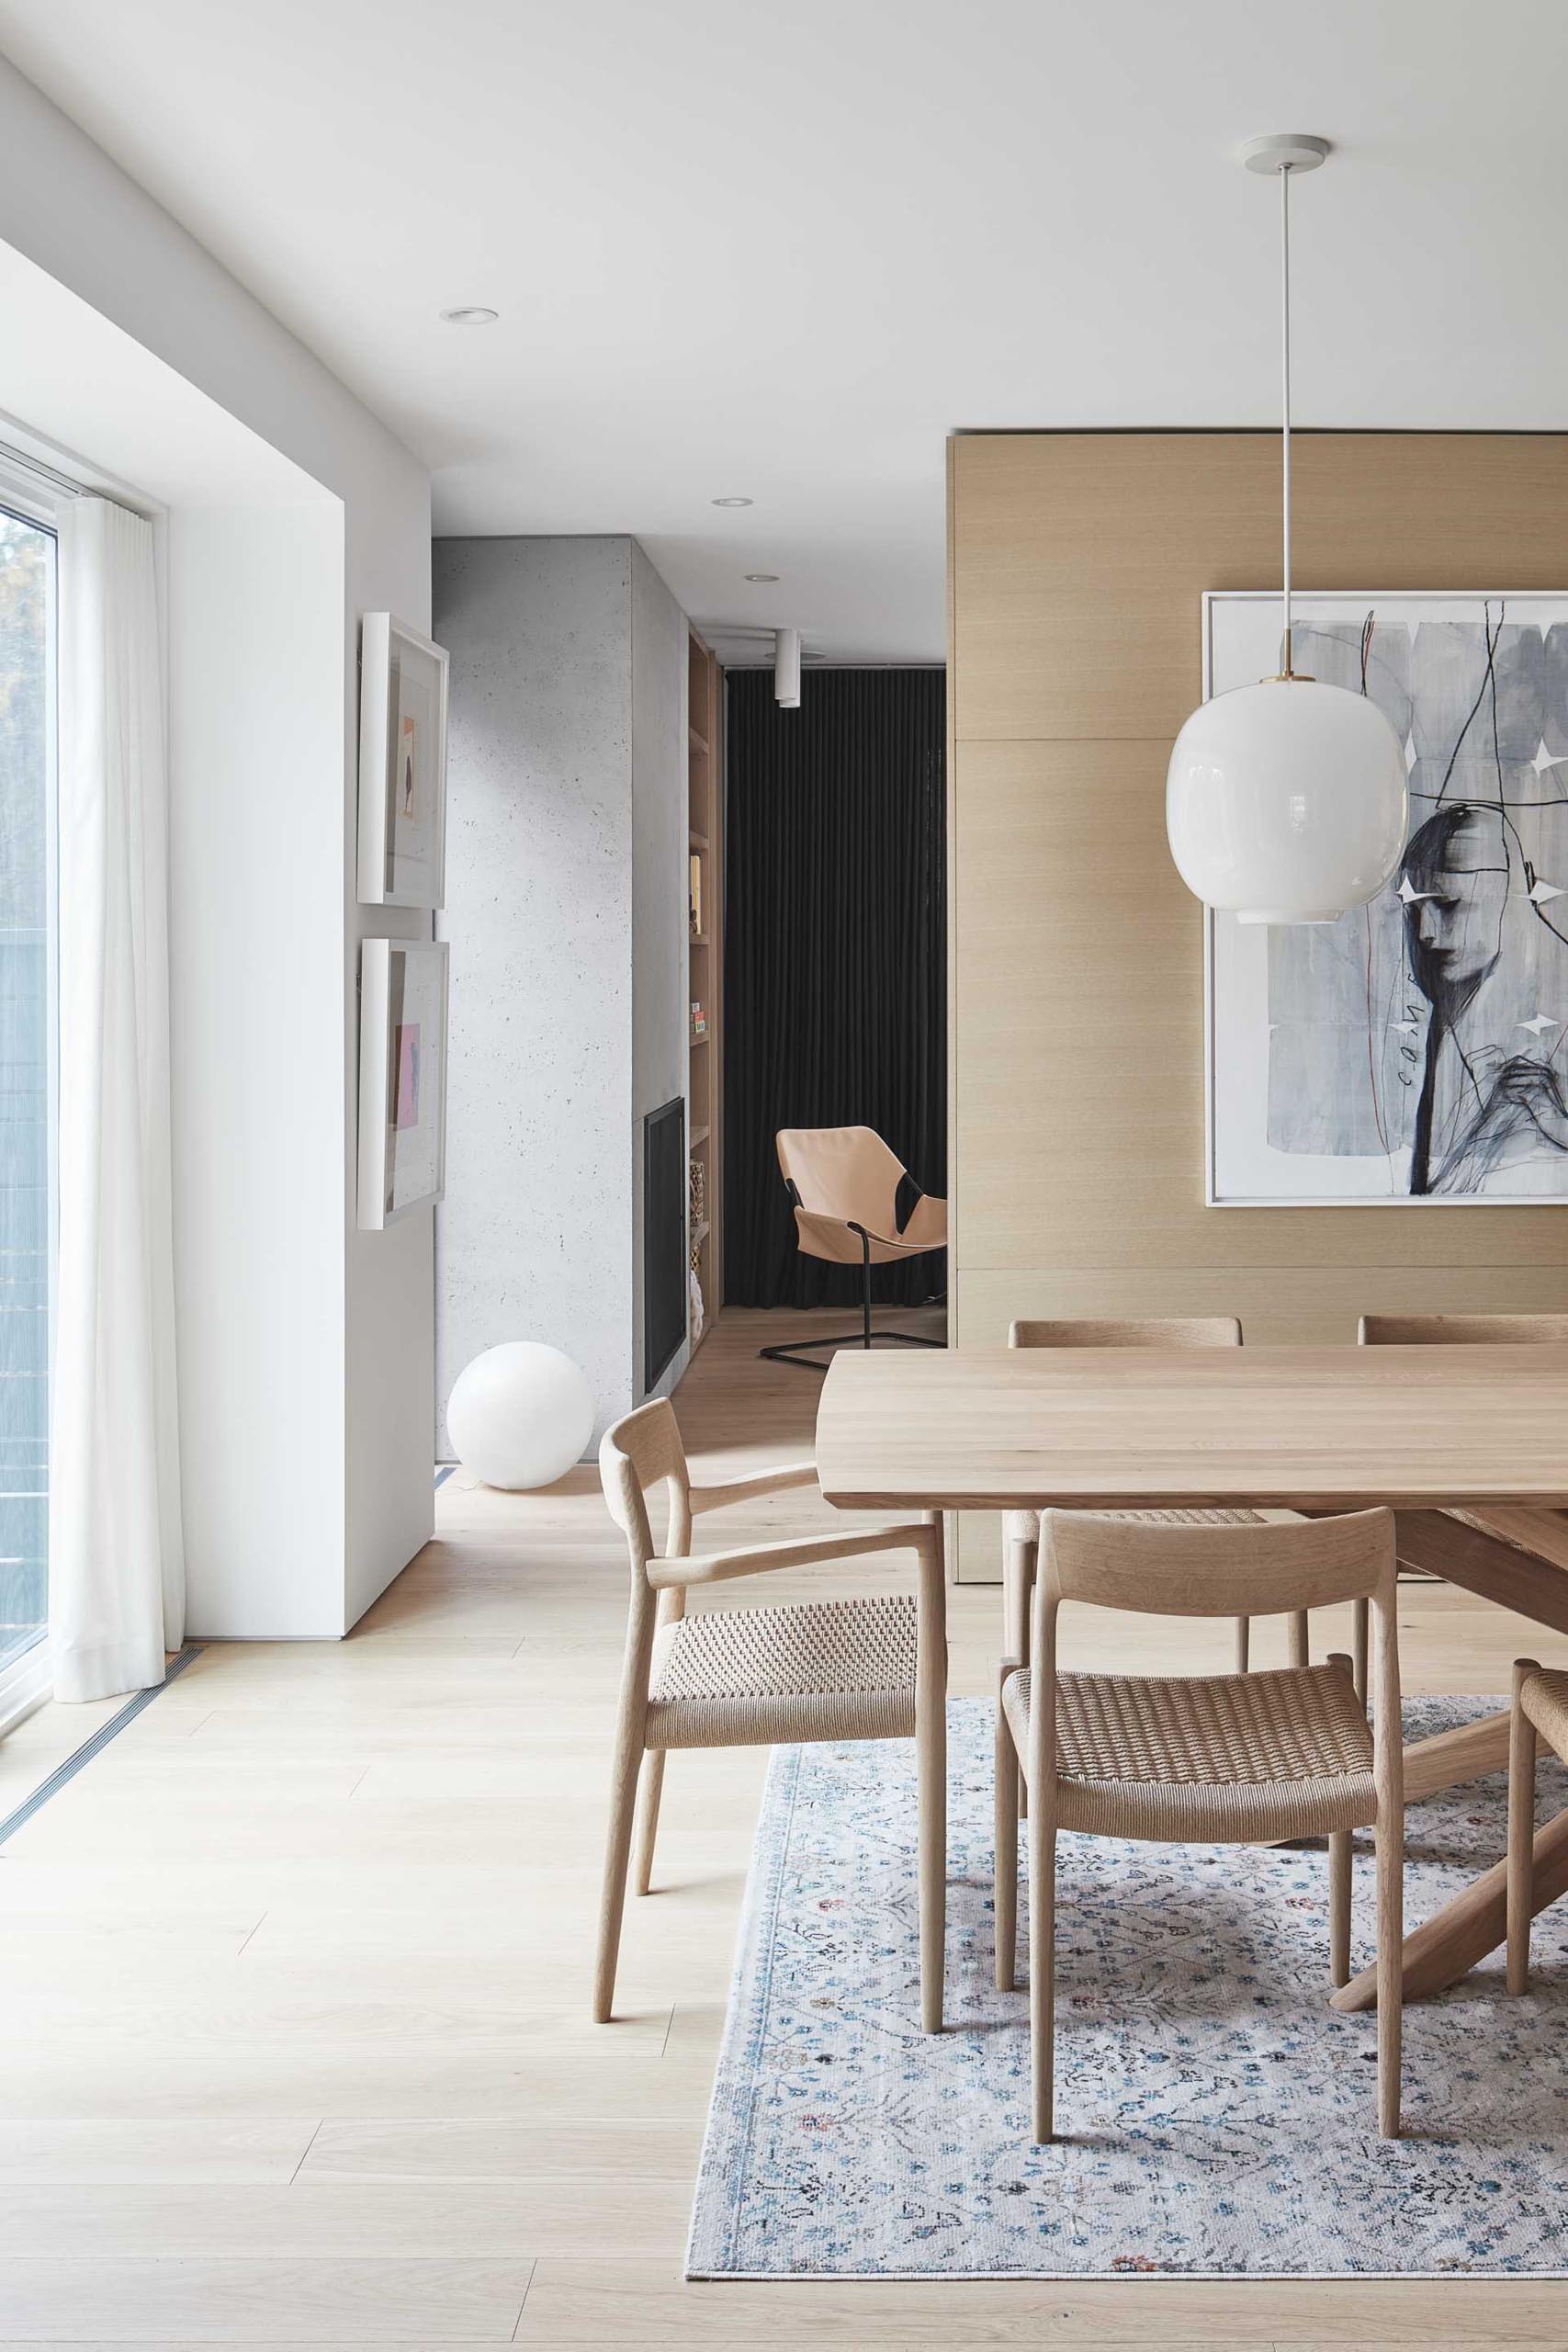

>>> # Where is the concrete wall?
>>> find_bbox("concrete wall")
[630,539,691,1408]
[434,535,689,1452]
[0,57,434,1635]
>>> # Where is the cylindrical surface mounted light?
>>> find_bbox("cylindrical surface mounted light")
[773,628,801,707]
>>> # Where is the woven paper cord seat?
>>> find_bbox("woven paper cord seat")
[1002,1658,1375,1842]
[1521,1665,1568,1759]
[645,1593,918,1750]
[593,1396,944,2030]
[1508,1661,1568,1995]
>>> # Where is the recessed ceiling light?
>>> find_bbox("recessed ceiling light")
[712,495,753,507]
[439,306,499,325]
[745,571,779,582]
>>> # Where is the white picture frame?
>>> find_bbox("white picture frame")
[357,938,449,1228]
[1205,590,1568,1206]
[357,612,449,908]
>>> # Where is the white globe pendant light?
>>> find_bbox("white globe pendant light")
[1166,136,1407,924]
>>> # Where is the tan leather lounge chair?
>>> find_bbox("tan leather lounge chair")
[761,1125,948,1372]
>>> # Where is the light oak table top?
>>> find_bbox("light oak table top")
[815,1344,1568,1514]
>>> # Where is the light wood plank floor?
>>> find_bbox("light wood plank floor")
[2,1306,1567,2344]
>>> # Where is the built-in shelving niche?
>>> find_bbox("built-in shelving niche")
[686,629,722,1351]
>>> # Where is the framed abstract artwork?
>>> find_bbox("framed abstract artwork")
[1206,591,1568,1205]
[357,612,449,908]
[357,938,449,1227]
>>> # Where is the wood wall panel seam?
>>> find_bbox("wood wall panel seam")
[954,1261,1568,1272]
[952,735,1181,747]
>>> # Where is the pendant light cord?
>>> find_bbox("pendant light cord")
[1280,160,1293,676]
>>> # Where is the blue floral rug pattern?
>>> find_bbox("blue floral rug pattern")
[689,1695,1568,2278]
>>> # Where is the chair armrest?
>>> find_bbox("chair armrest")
[688,1460,819,1515]
[792,1207,874,1267]
[648,1521,936,1590]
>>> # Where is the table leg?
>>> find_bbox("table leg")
[1332,1706,1551,2012]
[1332,1809,1568,2013]
[1401,1708,1510,1804]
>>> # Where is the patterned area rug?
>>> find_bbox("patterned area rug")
[689,1695,1568,2278]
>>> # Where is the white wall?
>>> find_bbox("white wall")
[434,536,689,1450]
[167,503,346,1634]
[0,58,434,1635]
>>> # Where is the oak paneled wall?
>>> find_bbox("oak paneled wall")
[947,430,1568,1579]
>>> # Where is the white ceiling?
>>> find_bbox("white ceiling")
[4,0,1568,663]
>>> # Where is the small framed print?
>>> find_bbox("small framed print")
[357,938,449,1227]
[357,612,449,908]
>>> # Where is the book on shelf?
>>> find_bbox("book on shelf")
[689,853,704,937]
[690,1000,707,1038]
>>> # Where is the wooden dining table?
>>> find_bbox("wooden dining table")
[816,1341,1568,2015]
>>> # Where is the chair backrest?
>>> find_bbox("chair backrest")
[1031,1510,1401,1814]
[598,1398,692,1583]
[1041,1504,1394,1621]
[776,1126,906,1230]
[1359,1313,1568,1346]
[1009,1315,1242,1350]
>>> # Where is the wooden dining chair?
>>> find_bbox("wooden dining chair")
[1359,1314,1568,1347]
[998,1506,1404,2142]
[761,1126,947,1371]
[1357,1314,1568,1707]
[1507,1657,1568,1994]
[594,1398,947,2029]
[1002,1318,1309,1689]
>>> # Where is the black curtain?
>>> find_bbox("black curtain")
[723,667,946,1308]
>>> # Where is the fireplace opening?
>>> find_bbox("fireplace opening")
[643,1096,686,1390]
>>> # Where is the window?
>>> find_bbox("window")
[0,497,56,1711]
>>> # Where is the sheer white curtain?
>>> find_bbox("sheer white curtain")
[51,496,184,1701]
